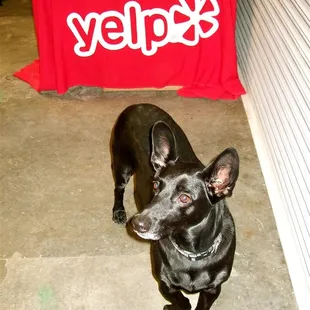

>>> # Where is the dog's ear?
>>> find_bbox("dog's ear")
[202,147,239,200]
[151,121,178,173]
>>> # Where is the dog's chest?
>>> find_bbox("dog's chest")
[169,267,211,292]
[154,240,230,293]
[163,262,228,293]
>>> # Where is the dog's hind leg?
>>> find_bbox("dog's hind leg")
[111,159,133,224]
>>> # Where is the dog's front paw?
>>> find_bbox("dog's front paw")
[164,305,191,310]
[112,210,127,224]
[164,306,175,310]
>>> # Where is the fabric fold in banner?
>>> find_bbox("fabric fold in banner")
[14,0,245,99]
[14,60,41,92]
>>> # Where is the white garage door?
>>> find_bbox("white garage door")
[236,1,309,309]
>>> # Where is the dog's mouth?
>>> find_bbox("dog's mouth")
[133,230,161,241]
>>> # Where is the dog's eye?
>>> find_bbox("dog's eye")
[179,194,191,204]
[153,181,160,191]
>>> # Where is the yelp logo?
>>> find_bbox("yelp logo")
[67,0,220,57]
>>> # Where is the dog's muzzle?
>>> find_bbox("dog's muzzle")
[131,214,160,240]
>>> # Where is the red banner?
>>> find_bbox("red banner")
[15,0,245,99]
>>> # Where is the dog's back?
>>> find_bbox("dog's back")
[112,103,199,170]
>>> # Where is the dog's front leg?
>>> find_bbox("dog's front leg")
[195,286,221,310]
[159,281,191,310]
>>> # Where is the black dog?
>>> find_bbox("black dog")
[111,104,239,310]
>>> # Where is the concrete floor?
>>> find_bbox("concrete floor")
[0,1,297,309]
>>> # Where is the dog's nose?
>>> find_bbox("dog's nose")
[131,215,151,233]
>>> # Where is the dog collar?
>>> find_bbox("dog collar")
[170,233,222,262]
